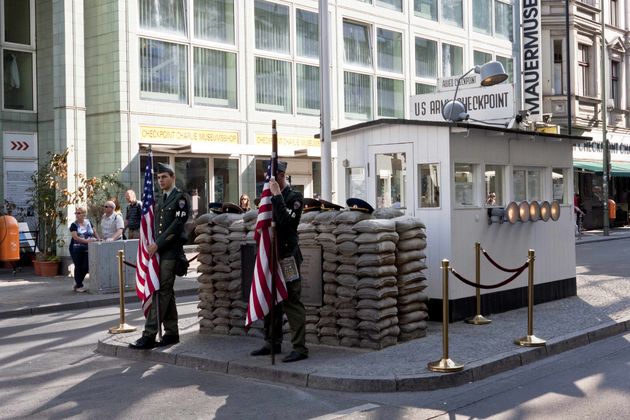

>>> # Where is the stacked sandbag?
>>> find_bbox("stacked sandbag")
[333,209,373,347]
[194,212,217,331]
[299,209,321,344]
[354,218,400,349]
[392,215,429,341]
[313,209,341,346]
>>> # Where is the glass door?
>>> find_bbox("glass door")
[368,143,413,214]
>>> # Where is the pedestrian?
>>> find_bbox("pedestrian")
[69,206,99,292]
[250,161,308,363]
[239,193,251,212]
[124,189,141,239]
[100,200,124,241]
[129,162,189,350]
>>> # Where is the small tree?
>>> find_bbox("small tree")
[29,149,126,259]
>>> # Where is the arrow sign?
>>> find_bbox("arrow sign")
[10,141,30,151]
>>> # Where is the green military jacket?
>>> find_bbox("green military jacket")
[271,185,303,264]
[155,187,189,260]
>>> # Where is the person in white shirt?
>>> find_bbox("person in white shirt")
[100,200,124,241]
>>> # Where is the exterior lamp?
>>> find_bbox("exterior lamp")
[442,61,509,122]
[529,201,541,221]
[506,201,520,224]
[550,201,561,221]
[540,201,551,221]
[519,201,530,222]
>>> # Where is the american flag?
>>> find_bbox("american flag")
[245,162,288,327]
[135,152,160,317]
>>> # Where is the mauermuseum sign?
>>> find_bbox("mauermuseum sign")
[409,84,514,123]
[522,0,542,119]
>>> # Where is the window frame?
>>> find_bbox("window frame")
[418,162,441,208]
[453,162,477,207]
[577,44,590,97]
[512,167,544,202]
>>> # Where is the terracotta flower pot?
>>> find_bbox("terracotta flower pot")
[38,260,60,277]
[33,260,42,275]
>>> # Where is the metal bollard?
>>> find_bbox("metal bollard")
[466,242,491,325]
[514,249,545,346]
[427,259,464,372]
[108,250,137,334]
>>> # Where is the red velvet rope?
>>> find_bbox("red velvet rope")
[122,253,198,270]
[450,263,528,289]
[482,248,527,273]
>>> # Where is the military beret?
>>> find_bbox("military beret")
[221,202,243,214]
[319,199,344,211]
[157,162,174,175]
[303,198,322,213]
[208,202,223,214]
[347,198,374,213]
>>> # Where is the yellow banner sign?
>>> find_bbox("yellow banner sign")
[140,125,239,144]
[255,133,319,148]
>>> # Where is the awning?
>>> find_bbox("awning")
[573,160,630,177]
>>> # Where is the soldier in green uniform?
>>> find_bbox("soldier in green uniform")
[130,162,189,350]
[251,161,308,363]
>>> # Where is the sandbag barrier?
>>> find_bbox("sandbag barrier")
[427,248,545,373]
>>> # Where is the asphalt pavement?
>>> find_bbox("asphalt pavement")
[1,228,629,393]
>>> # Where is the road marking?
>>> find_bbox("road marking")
[309,403,380,420]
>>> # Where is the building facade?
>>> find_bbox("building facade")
[1,0,516,241]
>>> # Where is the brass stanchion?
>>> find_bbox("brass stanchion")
[515,249,545,346]
[466,242,491,325]
[428,259,464,372]
[109,250,136,334]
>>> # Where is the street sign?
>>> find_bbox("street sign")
[410,84,515,123]
[437,74,480,92]
[3,132,37,159]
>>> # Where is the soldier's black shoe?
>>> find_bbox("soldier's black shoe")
[129,336,156,350]
[282,351,308,363]
[250,345,281,356]
[156,334,180,347]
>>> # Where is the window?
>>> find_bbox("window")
[194,47,237,107]
[414,0,437,21]
[577,44,590,96]
[377,28,402,74]
[375,152,407,209]
[552,168,567,204]
[494,1,513,41]
[347,167,367,200]
[2,0,35,111]
[442,43,463,77]
[344,20,372,67]
[415,37,437,78]
[139,0,187,35]
[611,60,619,109]
[194,0,235,44]
[377,77,404,118]
[296,9,319,59]
[419,163,440,207]
[513,168,542,202]
[552,40,564,95]
[485,165,504,206]
[140,38,188,103]
[255,0,290,54]
[138,0,238,108]
[416,83,436,94]
[312,161,321,198]
[473,0,492,35]
[376,0,403,12]
[344,71,372,120]
[496,56,513,83]
[442,0,463,28]
[255,57,291,113]
[474,50,492,67]
[297,64,320,115]
[610,0,618,27]
[454,163,475,206]
[214,158,239,203]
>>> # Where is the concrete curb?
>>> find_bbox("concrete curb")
[95,316,630,392]
[576,234,630,245]
[0,287,198,320]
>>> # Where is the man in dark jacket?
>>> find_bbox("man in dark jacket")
[130,162,188,350]
[250,161,308,363]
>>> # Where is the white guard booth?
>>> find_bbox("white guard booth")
[333,119,587,321]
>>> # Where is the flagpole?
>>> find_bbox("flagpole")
[270,120,278,365]
[149,146,163,343]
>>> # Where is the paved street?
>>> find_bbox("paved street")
[0,237,629,419]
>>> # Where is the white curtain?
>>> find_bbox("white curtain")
[343,21,372,67]
[255,57,291,113]
[415,37,437,78]
[344,71,372,120]
[473,0,492,34]
[194,47,237,107]
[495,1,513,41]
[139,0,186,35]
[255,0,289,53]
[297,64,320,115]
[377,29,402,73]
[376,0,402,12]
[296,9,319,59]
[414,0,437,20]
[194,0,234,44]
[442,0,463,28]
[140,38,187,102]
[377,77,404,118]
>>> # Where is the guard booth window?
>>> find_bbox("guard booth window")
[375,152,407,209]
[485,165,504,206]
[418,163,440,208]
[513,168,542,202]
[454,163,475,206]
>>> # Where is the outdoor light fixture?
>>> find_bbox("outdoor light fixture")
[540,201,551,221]
[550,201,561,221]
[529,201,541,221]
[505,202,520,224]
[519,201,530,222]
[487,207,506,224]
[442,61,509,122]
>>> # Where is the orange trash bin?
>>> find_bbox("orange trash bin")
[0,215,20,262]
[608,199,617,221]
